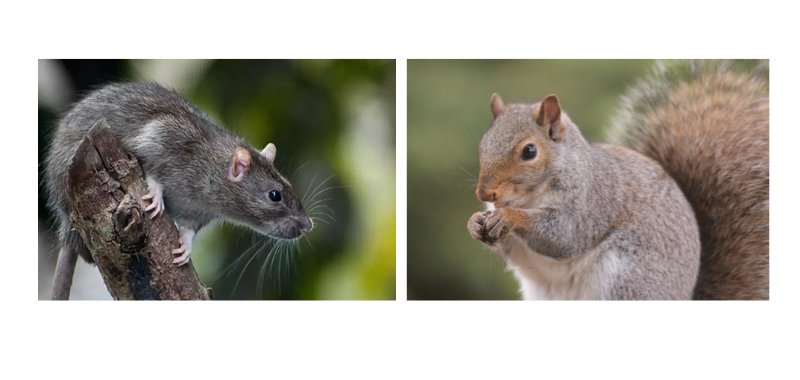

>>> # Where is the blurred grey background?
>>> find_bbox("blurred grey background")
[407,59,654,300]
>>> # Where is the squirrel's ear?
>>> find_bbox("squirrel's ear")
[490,93,507,119]
[229,147,252,182]
[536,94,564,142]
[261,143,276,164]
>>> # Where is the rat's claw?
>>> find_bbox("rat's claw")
[172,245,191,266]
[143,193,164,219]
[172,228,195,266]
[142,177,165,219]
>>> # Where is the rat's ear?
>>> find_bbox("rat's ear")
[260,143,276,164]
[229,147,252,182]
[535,94,564,142]
[490,93,507,119]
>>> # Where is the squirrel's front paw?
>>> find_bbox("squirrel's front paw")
[482,208,519,245]
[468,211,489,242]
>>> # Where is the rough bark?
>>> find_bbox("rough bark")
[66,120,212,300]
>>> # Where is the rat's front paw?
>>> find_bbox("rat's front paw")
[172,228,196,266]
[142,177,165,219]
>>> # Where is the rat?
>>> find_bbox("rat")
[45,82,313,300]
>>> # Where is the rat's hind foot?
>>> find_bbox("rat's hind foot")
[142,177,165,219]
[171,227,196,266]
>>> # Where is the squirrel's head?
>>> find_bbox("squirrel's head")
[476,93,567,208]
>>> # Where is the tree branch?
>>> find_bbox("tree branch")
[66,120,212,300]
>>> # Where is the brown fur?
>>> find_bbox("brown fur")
[611,60,769,300]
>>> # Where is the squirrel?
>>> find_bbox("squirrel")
[45,82,314,300]
[468,60,769,300]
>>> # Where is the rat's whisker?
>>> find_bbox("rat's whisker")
[257,238,281,299]
[306,174,335,202]
[211,235,264,284]
[231,220,287,299]
[278,240,292,281]
[311,212,335,223]
[266,240,279,276]
[308,211,334,221]
[308,185,345,203]
[302,173,320,203]
[306,197,334,210]
[262,241,279,297]
[292,161,310,177]
[256,237,281,299]
[276,241,286,295]
[231,239,268,299]
[311,210,336,222]
[308,204,335,215]
[280,157,293,174]
[308,197,333,208]
[296,241,303,275]
[290,239,300,276]
[303,234,316,253]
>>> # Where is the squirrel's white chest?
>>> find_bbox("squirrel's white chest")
[502,235,623,300]
[483,200,624,300]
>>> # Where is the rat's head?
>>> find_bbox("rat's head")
[225,143,313,239]
[476,93,568,208]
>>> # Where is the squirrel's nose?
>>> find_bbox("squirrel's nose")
[476,187,496,202]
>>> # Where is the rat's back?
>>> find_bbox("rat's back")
[45,82,216,214]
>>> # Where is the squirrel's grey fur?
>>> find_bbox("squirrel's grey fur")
[46,82,312,299]
[469,60,768,300]
[610,60,769,300]
[471,99,700,300]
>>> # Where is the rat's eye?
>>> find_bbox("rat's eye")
[268,190,282,202]
[521,144,537,160]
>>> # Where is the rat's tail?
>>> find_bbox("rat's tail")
[46,112,95,300]
[609,60,769,300]
[51,245,78,300]
[50,212,92,300]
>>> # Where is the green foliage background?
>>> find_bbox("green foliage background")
[38,59,396,300]
[407,60,654,300]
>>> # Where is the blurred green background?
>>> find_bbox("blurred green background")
[38,59,395,300]
[407,60,654,300]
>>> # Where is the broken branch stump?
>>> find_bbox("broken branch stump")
[66,120,211,300]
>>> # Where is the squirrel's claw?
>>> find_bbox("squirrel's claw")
[468,212,487,241]
[483,209,514,243]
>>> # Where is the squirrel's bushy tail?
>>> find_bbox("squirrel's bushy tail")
[609,60,769,300]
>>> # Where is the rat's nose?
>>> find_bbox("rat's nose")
[476,187,496,202]
[299,217,314,234]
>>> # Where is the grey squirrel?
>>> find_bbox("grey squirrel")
[46,82,313,300]
[468,60,769,300]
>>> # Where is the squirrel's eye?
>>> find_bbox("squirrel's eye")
[521,144,537,160]
[268,190,282,202]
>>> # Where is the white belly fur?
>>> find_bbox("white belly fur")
[485,202,624,300]
[505,236,623,300]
